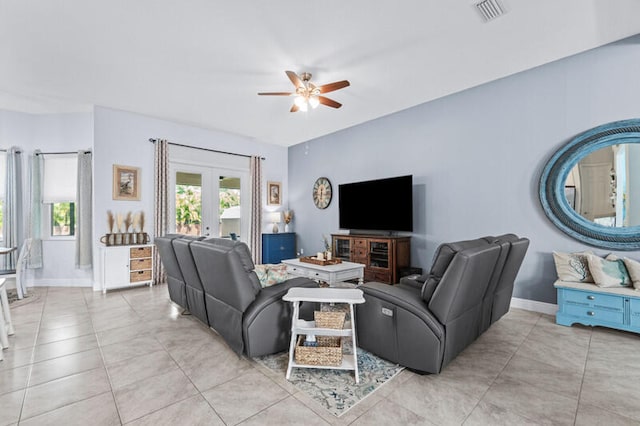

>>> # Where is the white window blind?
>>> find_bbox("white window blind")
[0,152,6,199]
[43,154,77,203]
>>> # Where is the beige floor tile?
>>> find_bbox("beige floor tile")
[502,308,542,324]
[35,322,94,345]
[239,395,330,426]
[0,346,35,370]
[574,402,640,426]
[387,374,480,426]
[126,394,224,426]
[9,310,43,326]
[350,399,430,426]
[29,348,103,386]
[6,328,38,350]
[202,369,289,425]
[481,376,578,425]
[498,352,583,398]
[0,365,30,395]
[19,391,120,426]
[463,400,541,425]
[580,370,640,421]
[100,335,165,365]
[32,333,98,363]
[96,321,150,347]
[107,349,179,389]
[515,327,589,374]
[0,389,25,426]
[173,341,253,392]
[39,312,92,330]
[91,310,142,333]
[113,369,198,423]
[21,367,111,420]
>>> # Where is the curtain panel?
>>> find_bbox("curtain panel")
[75,151,92,269]
[27,151,43,269]
[4,147,23,270]
[154,139,169,285]
[249,156,262,264]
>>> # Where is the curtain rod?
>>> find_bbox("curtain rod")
[149,138,265,160]
[35,150,91,156]
[0,149,22,153]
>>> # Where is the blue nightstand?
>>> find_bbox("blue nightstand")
[262,233,296,264]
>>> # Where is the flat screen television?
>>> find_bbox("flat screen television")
[339,175,413,232]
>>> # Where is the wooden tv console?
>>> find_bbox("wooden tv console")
[331,234,410,284]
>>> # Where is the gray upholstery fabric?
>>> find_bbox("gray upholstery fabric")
[489,235,530,325]
[356,238,523,374]
[190,238,318,357]
[172,236,208,325]
[155,234,188,309]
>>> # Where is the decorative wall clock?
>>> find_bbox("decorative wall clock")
[312,177,332,209]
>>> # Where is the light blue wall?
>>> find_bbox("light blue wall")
[288,35,640,304]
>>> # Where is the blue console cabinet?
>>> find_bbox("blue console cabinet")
[262,233,295,264]
[555,282,640,334]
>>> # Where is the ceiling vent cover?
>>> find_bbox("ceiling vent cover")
[476,0,505,22]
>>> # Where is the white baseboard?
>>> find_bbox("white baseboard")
[511,297,557,315]
[28,279,94,288]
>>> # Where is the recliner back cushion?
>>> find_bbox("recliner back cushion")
[428,244,501,324]
[421,238,491,302]
[191,239,260,312]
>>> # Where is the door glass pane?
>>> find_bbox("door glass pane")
[219,176,241,239]
[175,172,202,236]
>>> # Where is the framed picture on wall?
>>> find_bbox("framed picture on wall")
[113,164,141,201]
[267,181,281,206]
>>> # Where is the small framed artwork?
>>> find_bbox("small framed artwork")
[113,164,141,201]
[267,181,282,206]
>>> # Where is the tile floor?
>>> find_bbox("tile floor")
[1,285,639,425]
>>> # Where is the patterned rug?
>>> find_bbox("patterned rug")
[6,287,44,307]
[255,348,404,417]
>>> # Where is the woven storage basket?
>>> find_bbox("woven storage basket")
[294,335,342,366]
[314,311,345,346]
[294,311,346,366]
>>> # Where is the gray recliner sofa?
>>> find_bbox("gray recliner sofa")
[356,234,528,374]
[155,234,189,310]
[190,238,318,357]
[172,236,209,325]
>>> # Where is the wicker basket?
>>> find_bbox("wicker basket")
[294,311,346,366]
[295,335,342,366]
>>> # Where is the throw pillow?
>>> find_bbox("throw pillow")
[266,264,289,287]
[254,264,270,287]
[552,251,594,283]
[623,257,640,290]
[587,254,631,288]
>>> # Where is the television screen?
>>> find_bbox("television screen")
[338,175,413,232]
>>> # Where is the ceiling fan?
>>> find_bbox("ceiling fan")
[258,71,350,112]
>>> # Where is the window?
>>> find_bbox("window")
[0,151,5,241]
[43,154,77,239]
[51,202,76,236]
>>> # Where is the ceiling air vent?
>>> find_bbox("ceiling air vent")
[476,0,505,22]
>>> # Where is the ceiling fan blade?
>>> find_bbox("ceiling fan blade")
[290,103,300,112]
[318,80,350,94]
[285,70,304,88]
[257,92,293,96]
[318,96,342,109]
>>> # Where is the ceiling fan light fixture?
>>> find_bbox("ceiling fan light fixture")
[309,96,320,109]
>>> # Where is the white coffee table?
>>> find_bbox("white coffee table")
[281,258,364,286]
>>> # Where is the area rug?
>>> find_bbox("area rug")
[255,348,404,417]
[6,287,44,307]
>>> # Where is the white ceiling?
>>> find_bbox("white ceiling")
[1,1,640,147]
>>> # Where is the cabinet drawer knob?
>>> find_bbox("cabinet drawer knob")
[587,295,595,300]
[587,311,595,316]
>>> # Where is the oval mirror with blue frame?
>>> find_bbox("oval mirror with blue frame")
[539,118,640,250]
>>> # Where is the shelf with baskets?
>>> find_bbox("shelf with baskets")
[283,287,365,383]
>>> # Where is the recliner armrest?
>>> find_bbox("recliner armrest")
[244,277,318,326]
[360,282,444,339]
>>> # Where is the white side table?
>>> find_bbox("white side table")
[283,287,365,383]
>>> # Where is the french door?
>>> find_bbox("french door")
[169,162,249,240]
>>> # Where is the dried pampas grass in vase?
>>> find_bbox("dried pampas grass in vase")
[137,211,147,244]
[106,210,115,233]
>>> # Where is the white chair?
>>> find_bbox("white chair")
[0,239,32,300]
[0,278,13,360]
